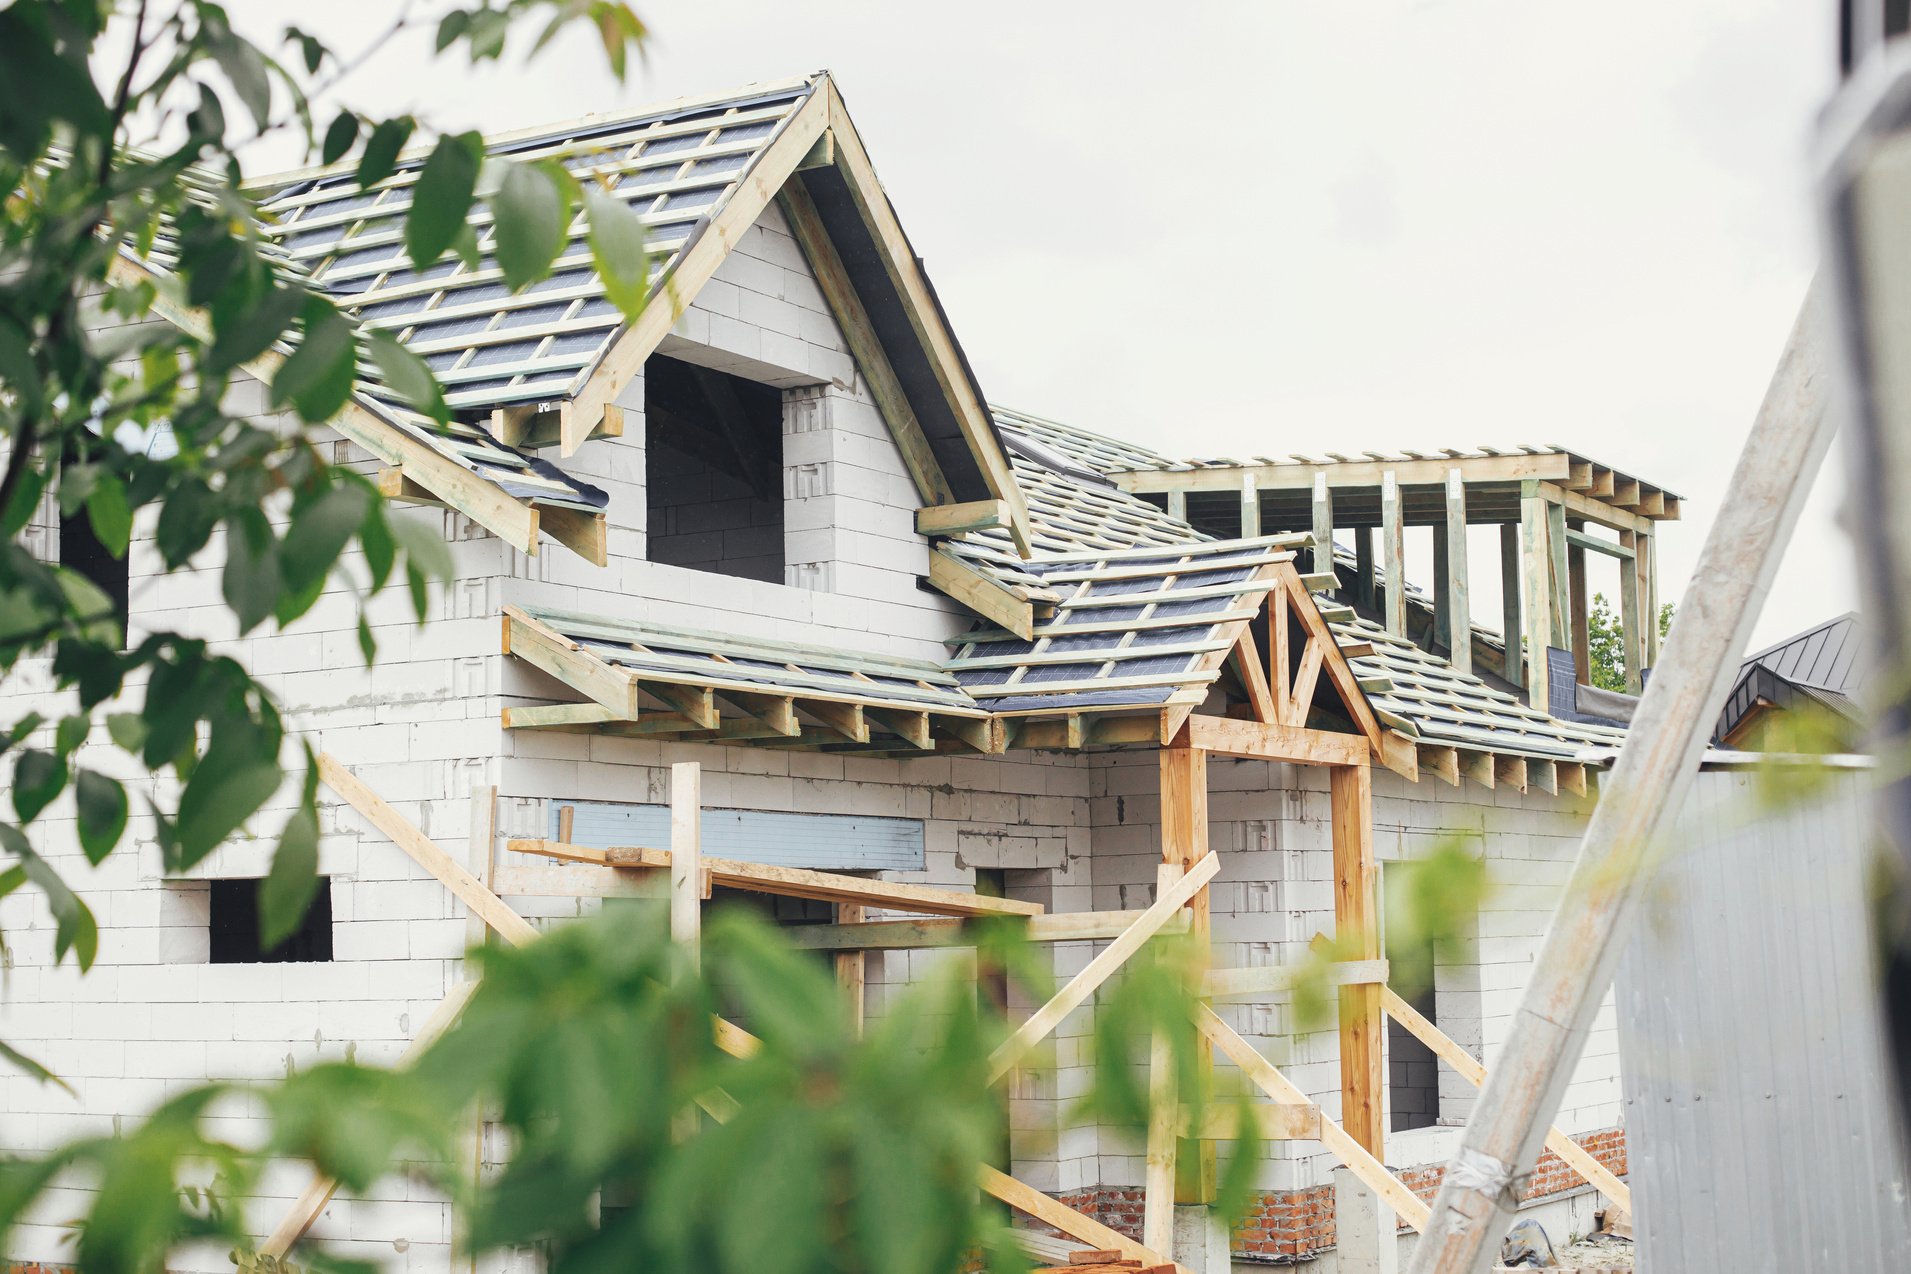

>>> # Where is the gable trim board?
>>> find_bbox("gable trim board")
[105,255,610,564]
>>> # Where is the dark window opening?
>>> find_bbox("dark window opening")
[644,353,785,585]
[58,493,129,643]
[1385,877,1440,1132]
[209,878,334,963]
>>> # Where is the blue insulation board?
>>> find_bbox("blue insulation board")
[551,800,924,872]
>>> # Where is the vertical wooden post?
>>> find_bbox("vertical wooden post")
[1641,528,1660,669]
[1567,519,1590,685]
[1160,743,1216,1202]
[1619,529,1645,694]
[1240,474,1259,540]
[1312,473,1335,580]
[836,902,866,1035]
[1382,472,1405,636]
[1167,489,1187,524]
[1445,470,1471,676]
[1271,580,1291,724]
[1546,499,1570,645]
[1355,525,1376,610]
[1432,523,1451,650]
[1521,486,1553,709]
[1332,763,1383,1159]
[1143,860,1185,1258]
[1499,523,1523,688]
[463,784,498,1273]
[670,762,701,965]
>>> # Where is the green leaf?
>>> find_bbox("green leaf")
[11,750,64,824]
[260,808,320,949]
[271,299,356,423]
[321,111,358,165]
[357,115,416,188]
[208,283,305,375]
[74,771,126,865]
[586,188,651,320]
[0,315,43,417]
[0,1039,73,1094]
[221,512,281,635]
[54,715,87,757]
[282,481,371,595]
[175,758,282,867]
[356,615,377,665]
[407,131,483,270]
[18,850,97,970]
[105,713,147,753]
[390,515,453,582]
[207,27,273,129]
[466,8,509,59]
[492,161,572,290]
[435,10,471,52]
[85,476,131,558]
[359,504,395,591]
[368,329,448,427]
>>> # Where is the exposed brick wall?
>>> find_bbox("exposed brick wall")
[1027,1128,1627,1263]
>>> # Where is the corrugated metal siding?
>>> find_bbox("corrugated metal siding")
[551,800,924,872]
[1616,766,1911,1271]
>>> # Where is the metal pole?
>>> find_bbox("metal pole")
[1408,291,1834,1274]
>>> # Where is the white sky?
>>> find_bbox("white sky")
[231,0,1848,651]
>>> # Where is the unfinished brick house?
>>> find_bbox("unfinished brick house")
[0,72,1683,1270]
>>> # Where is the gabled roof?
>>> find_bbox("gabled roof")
[1718,613,1867,743]
[248,71,1033,553]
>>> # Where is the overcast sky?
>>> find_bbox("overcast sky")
[234,0,1845,651]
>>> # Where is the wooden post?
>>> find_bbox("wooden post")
[1546,500,1570,646]
[1167,489,1187,524]
[1271,579,1291,724]
[1618,530,1644,694]
[1332,763,1383,1159]
[1640,528,1660,669]
[1446,470,1472,676]
[1143,861,1184,1258]
[1499,523,1522,688]
[1520,486,1552,710]
[1312,473,1335,578]
[463,785,497,1274]
[1567,519,1590,685]
[1355,525,1376,610]
[836,902,866,1036]
[1240,473,1259,540]
[1382,472,1405,636]
[670,762,701,964]
[1160,743,1216,1202]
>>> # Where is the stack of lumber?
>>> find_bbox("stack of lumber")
[1033,1251,1174,1274]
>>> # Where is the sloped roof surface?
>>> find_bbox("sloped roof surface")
[255,77,818,413]
[945,537,1301,715]
[1742,613,1865,696]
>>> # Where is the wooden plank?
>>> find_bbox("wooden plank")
[1166,490,1188,523]
[939,713,1007,754]
[1567,521,1591,685]
[1445,470,1472,675]
[1184,1102,1322,1142]
[502,607,639,719]
[1557,761,1588,798]
[518,840,1046,918]
[915,499,1008,536]
[1284,636,1324,728]
[670,763,701,963]
[718,690,800,737]
[1197,1005,1430,1231]
[502,702,621,729]
[1229,628,1278,724]
[1382,472,1405,636]
[1547,499,1570,647]
[1420,745,1461,786]
[1564,527,1635,560]
[1638,527,1659,670]
[538,505,608,567]
[1281,571,1386,757]
[1380,986,1631,1211]
[1158,747,1215,1205]
[1331,764,1384,1161]
[1499,522,1524,689]
[781,909,1190,951]
[836,902,865,1036]
[987,853,1220,1082]
[978,1167,1178,1271]
[1521,489,1553,710]
[866,706,933,750]
[1239,473,1259,539]
[319,754,540,947]
[491,861,658,898]
[929,548,1035,640]
[1202,958,1389,999]
[1181,715,1369,765]
[1377,731,1419,782]
[1459,748,1496,790]
[646,681,719,730]
[780,179,954,505]
[1311,473,1335,578]
[1143,864,1182,1257]
[566,86,833,454]
[1494,754,1528,792]
[1528,757,1559,796]
[1108,451,1571,494]
[820,80,1033,553]
[1534,480,1653,534]
[1619,529,1645,695]
[1270,579,1291,724]
[804,698,869,743]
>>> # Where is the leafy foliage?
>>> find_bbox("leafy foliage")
[0,0,647,1048]
[0,906,1254,1274]
[1586,593,1676,692]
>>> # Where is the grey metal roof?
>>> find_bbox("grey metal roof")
[1717,613,1867,741]
[254,77,818,414]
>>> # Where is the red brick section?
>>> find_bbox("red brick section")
[7,1264,74,1274]
[1022,1127,1627,1263]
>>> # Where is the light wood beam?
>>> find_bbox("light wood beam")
[1619,529,1645,695]
[1568,520,1590,685]
[1521,487,1553,710]
[1311,473,1335,580]
[1240,473,1259,539]
[1161,744,1215,1202]
[1382,472,1405,636]
[1445,470,1472,675]
[928,548,1035,640]
[1332,764,1383,1160]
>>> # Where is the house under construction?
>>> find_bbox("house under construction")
[0,72,1688,1270]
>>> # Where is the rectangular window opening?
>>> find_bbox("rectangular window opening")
[209,878,334,964]
[1384,867,1441,1133]
[58,453,129,644]
[643,352,785,585]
